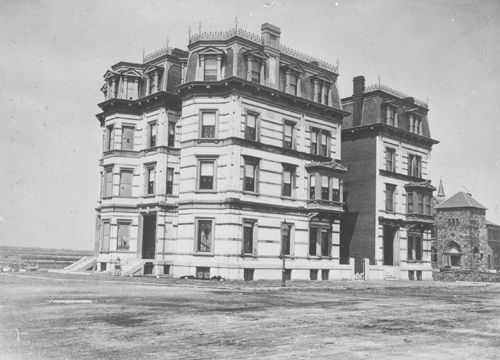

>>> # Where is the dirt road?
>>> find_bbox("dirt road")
[1,273,499,359]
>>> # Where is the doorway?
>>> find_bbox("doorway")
[142,215,156,259]
[383,226,396,266]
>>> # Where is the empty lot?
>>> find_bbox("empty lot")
[1,272,499,360]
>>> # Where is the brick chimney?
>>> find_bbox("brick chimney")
[352,76,365,127]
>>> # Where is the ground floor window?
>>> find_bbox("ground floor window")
[309,225,331,257]
[196,267,210,279]
[408,270,414,280]
[310,269,318,280]
[416,270,422,281]
[163,265,170,275]
[244,269,254,281]
[100,262,107,272]
[407,233,422,261]
[284,269,292,281]
[321,269,329,281]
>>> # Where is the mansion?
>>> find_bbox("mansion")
[88,23,440,281]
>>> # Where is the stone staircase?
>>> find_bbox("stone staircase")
[120,259,146,276]
[64,256,97,271]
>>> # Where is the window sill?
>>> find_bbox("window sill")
[144,194,156,198]
[242,191,259,196]
[195,190,217,194]
[193,253,215,257]
[197,139,220,144]
[240,254,258,258]
[116,249,132,252]
[102,196,113,200]
[406,260,423,263]
[280,196,296,200]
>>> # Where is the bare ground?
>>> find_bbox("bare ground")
[1,272,499,360]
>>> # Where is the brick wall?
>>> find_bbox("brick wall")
[340,137,377,259]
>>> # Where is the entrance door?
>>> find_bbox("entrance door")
[142,215,156,259]
[383,226,395,266]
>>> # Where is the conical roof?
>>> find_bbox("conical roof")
[437,179,445,197]
[434,191,487,210]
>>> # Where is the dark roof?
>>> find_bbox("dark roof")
[486,220,500,227]
[434,192,487,210]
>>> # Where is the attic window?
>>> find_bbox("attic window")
[204,56,217,81]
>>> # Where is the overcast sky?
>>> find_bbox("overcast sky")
[1,0,499,250]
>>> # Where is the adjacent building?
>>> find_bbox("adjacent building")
[93,24,354,280]
[340,76,439,280]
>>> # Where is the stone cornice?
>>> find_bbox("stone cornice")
[96,91,182,124]
[176,77,349,124]
[342,123,439,149]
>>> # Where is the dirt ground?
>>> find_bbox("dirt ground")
[1,272,499,360]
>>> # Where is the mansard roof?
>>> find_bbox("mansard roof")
[434,191,487,210]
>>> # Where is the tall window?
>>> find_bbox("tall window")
[317,86,323,103]
[244,162,257,192]
[387,108,396,126]
[148,122,157,148]
[386,148,396,172]
[309,174,316,199]
[289,74,297,95]
[283,122,294,149]
[386,184,396,212]
[408,154,422,177]
[281,223,292,256]
[199,160,215,190]
[418,194,424,214]
[324,87,329,106]
[407,192,414,213]
[251,59,260,83]
[117,222,130,250]
[168,122,175,147]
[100,221,110,252]
[431,247,437,263]
[408,234,422,261]
[204,56,217,81]
[331,178,340,201]
[243,221,256,254]
[309,227,317,256]
[321,175,329,200]
[197,220,213,252]
[311,129,329,156]
[245,113,257,141]
[103,168,113,197]
[146,167,155,195]
[106,125,114,151]
[282,166,295,197]
[119,170,133,196]
[149,75,156,95]
[309,225,331,257]
[122,126,134,150]
[166,167,174,195]
[201,112,216,138]
[425,196,431,215]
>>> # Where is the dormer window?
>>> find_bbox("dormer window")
[312,76,334,106]
[145,66,161,96]
[149,75,156,94]
[289,74,297,95]
[251,59,261,83]
[387,107,397,127]
[204,56,218,81]
[410,115,422,135]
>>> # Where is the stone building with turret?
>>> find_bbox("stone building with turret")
[434,191,498,271]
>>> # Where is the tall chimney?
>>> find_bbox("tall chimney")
[352,76,365,127]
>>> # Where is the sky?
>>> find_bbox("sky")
[1,0,499,250]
